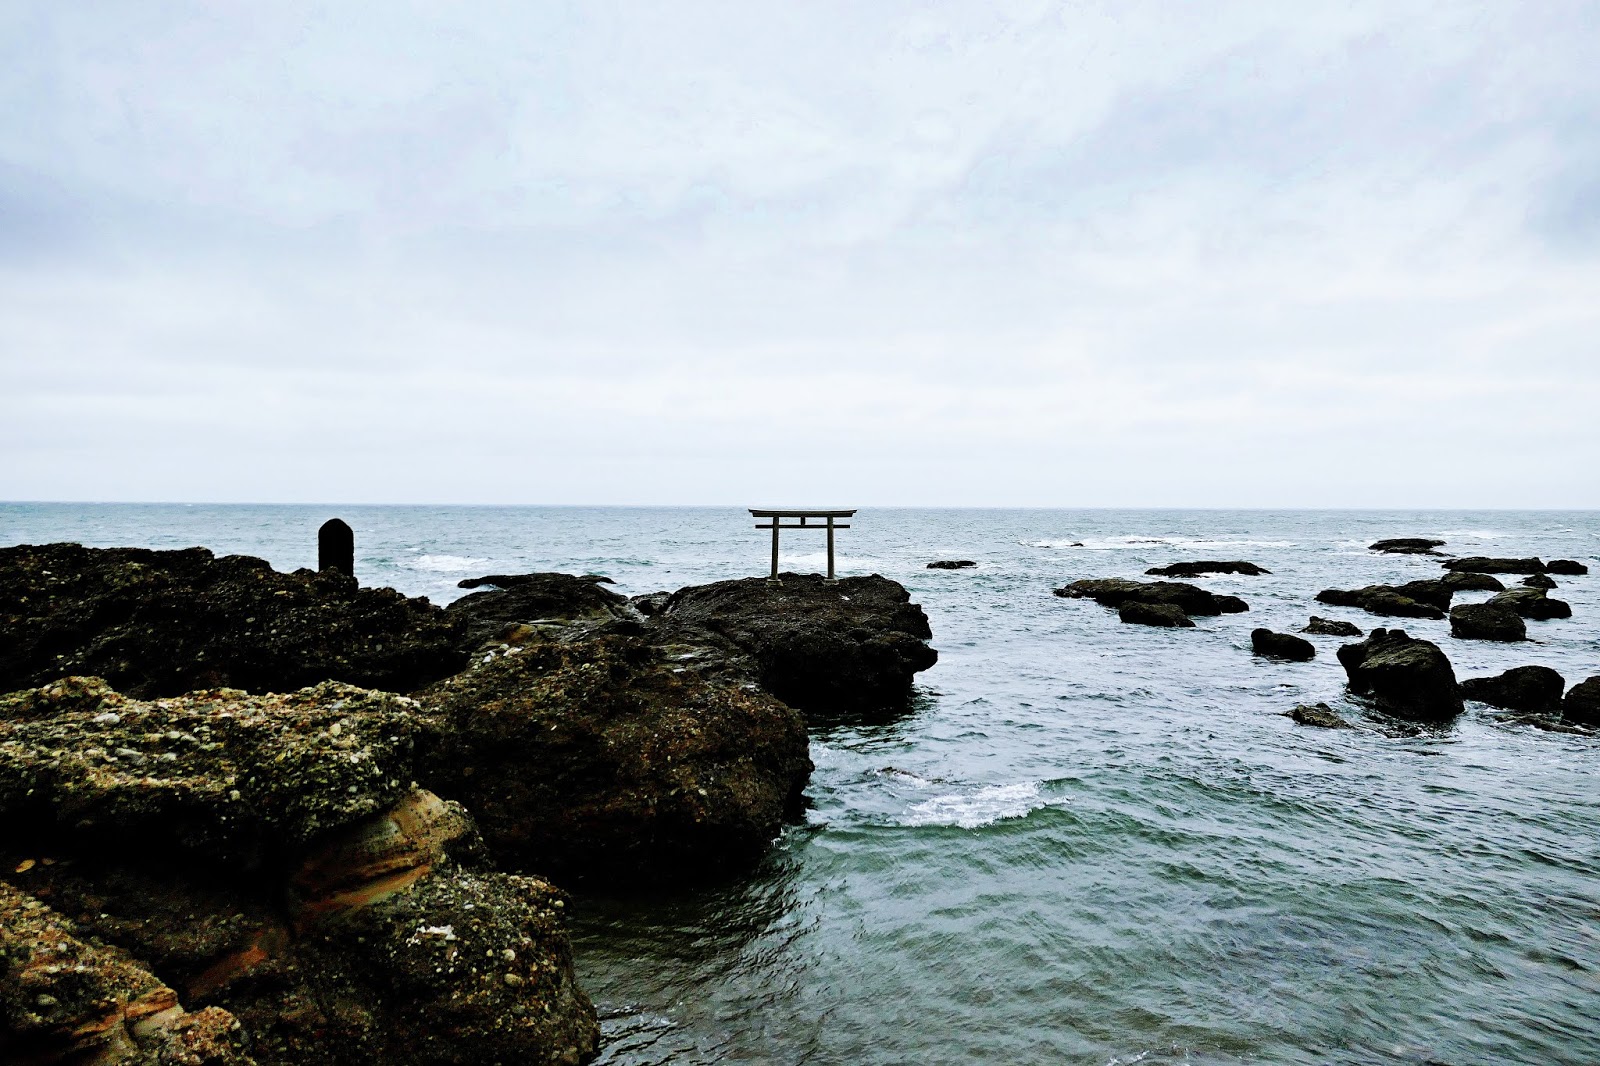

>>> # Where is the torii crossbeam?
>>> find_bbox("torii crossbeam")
[750,508,856,579]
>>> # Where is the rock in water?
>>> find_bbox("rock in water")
[648,573,938,713]
[1449,603,1527,642]
[1520,574,1558,590]
[1440,572,1505,592]
[1303,616,1362,637]
[1054,578,1234,616]
[1213,595,1250,614]
[1335,628,1463,720]
[1143,561,1270,577]
[1251,629,1315,661]
[1119,602,1195,627]
[1315,586,1444,620]
[0,543,468,698]
[1546,559,1589,575]
[1562,677,1600,726]
[1285,703,1352,728]
[417,636,812,882]
[1442,557,1547,575]
[927,560,977,569]
[1486,588,1573,620]
[1460,666,1565,713]
[1369,538,1446,555]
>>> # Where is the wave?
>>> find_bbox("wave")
[1028,536,1294,551]
[900,781,1054,829]
[408,553,489,573]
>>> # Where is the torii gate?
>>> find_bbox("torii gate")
[750,508,855,579]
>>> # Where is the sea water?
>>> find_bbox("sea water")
[2,504,1596,1065]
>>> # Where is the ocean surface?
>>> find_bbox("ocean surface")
[3,504,1597,1066]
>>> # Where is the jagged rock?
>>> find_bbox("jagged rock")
[1143,561,1270,577]
[1285,703,1351,728]
[1213,595,1250,614]
[648,573,937,712]
[1441,572,1504,592]
[1460,666,1565,713]
[447,573,630,649]
[1562,677,1600,726]
[1449,603,1526,642]
[1546,559,1588,575]
[1336,628,1463,720]
[0,544,468,699]
[1369,538,1446,555]
[1251,629,1315,661]
[1315,586,1443,620]
[1302,616,1362,637]
[1520,574,1558,590]
[926,560,977,570]
[417,636,811,883]
[1487,588,1573,620]
[628,592,671,617]
[1054,578,1229,617]
[1441,557,1547,575]
[1118,602,1194,627]
[0,882,254,1066]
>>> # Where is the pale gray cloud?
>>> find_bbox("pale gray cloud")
[2,0,1597,506]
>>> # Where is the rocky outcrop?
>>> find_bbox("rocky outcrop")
[1562,677,1600,726]
[926,560,976,569]
[1369,538,1445,555]
[1213,595,1250,614]
[1315,586,1444,620]
[1441,557,1547,575]
[1487,588,1573,621]
[1449,603,1526,642]
[1335,629,1463,720]
[1302,616,1362,637]
[1285,703,1351,728]
[1520,574,1558,590]
[1251,629,1314,661]
[1143,561,1270,577]
[1054,578,1243,617]
[647,573,937,713]
[447,573,631,650]
[416,635,811,883]
[1119,602,1194,627]
[0,544,468,699]
[1460,666,1565,713]
[1546,560,1588,575]
[1440,572,1505,592]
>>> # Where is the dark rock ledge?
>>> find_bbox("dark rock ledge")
[1144,561,1270,577]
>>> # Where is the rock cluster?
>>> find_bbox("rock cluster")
[1315,585,1446,620]
[1335,629,1463,721]
[1486,587,1572,620]
[1369,538,1446,555]
[1055,578,1249,621]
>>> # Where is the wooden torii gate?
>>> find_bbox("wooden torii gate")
[750,508,855,579]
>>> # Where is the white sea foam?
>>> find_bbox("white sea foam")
[901,781,1052,829]
[1436,529,1508,540]
[409,553,488,572]
[1029,536,1293,551]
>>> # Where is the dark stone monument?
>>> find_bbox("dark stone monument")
[318,518,354,577]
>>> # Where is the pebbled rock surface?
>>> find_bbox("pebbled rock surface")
[1561,677,1600,726]
[1251,629,1315,661]
[1285,703,1352,728]
[1055,579,1237,617]
[1302,616,1362,637]
[1449,603,1527,642]
[1369,538,1446,555]
[1336,629,1463,721]
[0,544,468,699]
[1315,586,1444,620]
[1118,602,1194,628]
[647,573,938,713]
[1460,666,1565,713]
[1486,588,1573,621]
[1441,557,1548,575]
[1143,561,1270,577]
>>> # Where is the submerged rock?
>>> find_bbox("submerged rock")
[1369,538,1446,555]
[1302,616,1362,637]
[0,543,468,699]
[1460,666,1565,713]
[1546,559,1588,575]
[1285,703,1352,728]
[926,560,977,569]
[1520,574,1558,590]
[1054,578,1237,617]
[1336,629,1462,721]
[1486,588,1573,621]
[1118,602,1194,627]
[1251,629,1315,661]
[1315,586,1444,620]
[1449,603,1526,642]
[1562,677,1600,726]
[1143,561,1270,577]
[1441,557,1547,575]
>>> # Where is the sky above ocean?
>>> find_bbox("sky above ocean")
[1,2,1597,507]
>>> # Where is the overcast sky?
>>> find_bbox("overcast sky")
[2,1,1597,507]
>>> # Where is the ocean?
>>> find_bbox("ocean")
[2,504,1596,1065]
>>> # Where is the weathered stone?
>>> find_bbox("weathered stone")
[1054,578,1229,616]
[1285,703,1351,728]
[1251,629,1315,661]
[1392,580,1455,611]
[1546,559,1589,575]
[1487,588,1573,621]
[1460,666,1565,713]
[1143,561,1270,577]
[1118,602,1194,627]
[1440,572,1505,592]
[1302,616,1362,637]
[1449,603,1526,642]
[1213,595,1250,614]
[1441,557,1547,574]
[1561,677,1600,726]
[1336,628,1462,720]
[926,560,977,569]
[1520,574,1558,590]
[1315,586,1443,620]
[1369,538,1445,555]
[447,573,630,650]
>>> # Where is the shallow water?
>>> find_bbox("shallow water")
[3,505,1597,1065]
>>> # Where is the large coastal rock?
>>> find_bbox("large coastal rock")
[417,634,811,882]
[1369,538,1446,555]
[1251,629,1315,661]
[1442,557,1548,575]
[1335,629,1463,721]
[1054,578,1244,617]
[648,573,938,713]
[1315,586,1444,620]
[1143,561,1269,577]
[1449,602,1526,642]
[1460,666,1565,713]
[1486,588,1573,621]
[448,573,631,650]
[1562,677,1600,726]
[0,544,468,699]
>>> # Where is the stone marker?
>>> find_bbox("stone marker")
[319,518,355,577]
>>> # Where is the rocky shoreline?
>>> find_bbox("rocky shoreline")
[0,544,938,1065]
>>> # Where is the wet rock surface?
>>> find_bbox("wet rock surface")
[1520,574,1558,590]
[0,544,469,699]
[1486,588,1573,620]
[1302,616,1362,637]
[447,573,631,651]
[1336,629,1463,721]
[926,560,977,569]
[1285,703,1351,728]
[1315,586,1445,620]
[1461,666,1565,713]
[1562,677,1600,726]
[1545,559,1588,575]
[1440,572,1505,592]
[1251,629,1315,661]
[1143,561,1270,577]
[1119,602,1194,627]
[1055,578,1239,617]
[1441,557,1548,575]
[1449,603,1527,642]
[1369,538,1446,555]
